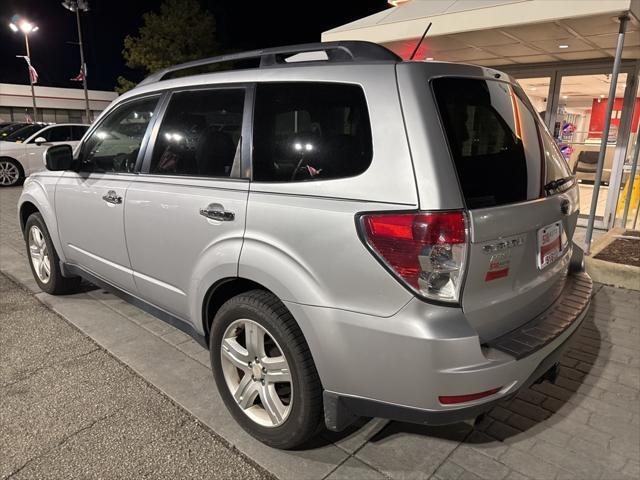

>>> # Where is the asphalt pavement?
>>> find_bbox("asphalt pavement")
[0,272,273,480]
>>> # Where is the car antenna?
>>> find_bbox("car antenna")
[409,22,433,61]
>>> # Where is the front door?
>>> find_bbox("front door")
[124,87,250,322]
[55,95,161,292]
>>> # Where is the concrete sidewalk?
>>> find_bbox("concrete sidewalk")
[1,186,639,480]
[0,272,272,480]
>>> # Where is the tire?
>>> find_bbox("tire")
[24,213,81,295]
[0,158,24,187]
[210,290,323,449]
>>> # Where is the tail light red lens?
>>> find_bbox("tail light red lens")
[360,212,467,302]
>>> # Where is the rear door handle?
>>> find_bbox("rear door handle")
[199,203,235,222]
[102,190,123,205]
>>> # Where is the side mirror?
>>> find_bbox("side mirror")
[34,136,48,146]
[45,144,74,171]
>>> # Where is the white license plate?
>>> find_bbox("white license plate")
[537,222,562,269]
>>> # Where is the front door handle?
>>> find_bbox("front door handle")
[200,203,235,222]
[102,190,123,205]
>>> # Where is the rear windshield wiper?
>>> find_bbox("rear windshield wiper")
[544,176,572,193]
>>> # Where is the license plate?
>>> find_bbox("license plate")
[538,222,562,269]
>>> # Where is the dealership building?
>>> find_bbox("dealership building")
[323,0,640,233]
[0,83,117,125]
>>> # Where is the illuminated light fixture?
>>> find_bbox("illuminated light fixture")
[599,94,605,98]
[530,87,537,91]
[9,23,18,32]
[426,57,434,61]
[388,0,412,6]
[562,95,568,99]
[305,143,313,151]
[294,142,302,151]
[558,44,569,49]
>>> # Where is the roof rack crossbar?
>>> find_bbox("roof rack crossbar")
[137,41,400,87]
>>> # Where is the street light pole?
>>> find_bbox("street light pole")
[9,18,39,122]
[63,0,91,123]
[23,33,38,121]
[74,7,91,122]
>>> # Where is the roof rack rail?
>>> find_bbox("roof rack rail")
[137,41,401,87]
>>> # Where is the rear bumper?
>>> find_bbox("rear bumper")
[324,301,585,430]
[320,271,591,431]
[285,266,592,432]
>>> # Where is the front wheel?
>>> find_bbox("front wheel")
[210,290,323,449]
[25,213,81,294]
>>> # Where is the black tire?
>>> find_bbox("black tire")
[24,213,81,295]
[0,157,25,187]
[210,290,323,449]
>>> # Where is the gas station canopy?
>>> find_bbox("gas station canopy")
[322,0,640,65]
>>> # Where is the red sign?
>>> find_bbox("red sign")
[588,97,640,139]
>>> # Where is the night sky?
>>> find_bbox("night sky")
[0,0,389,92]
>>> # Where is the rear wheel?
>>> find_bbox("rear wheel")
[210,290,323,449]
[0,158,23,187]
[25,213,81,294]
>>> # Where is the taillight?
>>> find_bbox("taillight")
[359,211,467,303]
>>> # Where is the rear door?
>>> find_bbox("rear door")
[124,86,250,322]
[432,77,578,341]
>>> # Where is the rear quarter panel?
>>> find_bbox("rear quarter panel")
[240,64,419,316]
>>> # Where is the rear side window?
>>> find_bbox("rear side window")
[252,83,372,182]
[149,89,245,177]
[432,78,572,209]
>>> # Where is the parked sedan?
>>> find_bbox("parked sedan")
[0,123,89,187]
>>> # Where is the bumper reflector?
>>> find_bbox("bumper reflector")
[439,387,502,405]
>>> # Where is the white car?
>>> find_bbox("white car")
[0,123,89,187]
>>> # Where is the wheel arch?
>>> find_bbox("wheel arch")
[19,201,40,232]
[201,277,266,342]
[18,183,67,265]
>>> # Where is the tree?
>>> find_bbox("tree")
[116,0,218,93]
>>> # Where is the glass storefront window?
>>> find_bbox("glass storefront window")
[556,73,628,220]
[516,77,551,122]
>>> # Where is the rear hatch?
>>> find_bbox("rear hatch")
[431,76,578,341]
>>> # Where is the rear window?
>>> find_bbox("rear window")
[252,83,372,182]
[432,78,572,209]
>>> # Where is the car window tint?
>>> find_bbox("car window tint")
[252,83,373,182]
[43,126,73,142]
[5,124,43,142]
[433,78,546,209]
[81,97,159,173]
[71,125,89,141]
[149,89,244,177]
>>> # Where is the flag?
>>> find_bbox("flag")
[17,55,38,84]
[71,63,87,82]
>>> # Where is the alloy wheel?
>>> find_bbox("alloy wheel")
[0,161,20,186]
[28,225,51,283]
[220,319,293,427]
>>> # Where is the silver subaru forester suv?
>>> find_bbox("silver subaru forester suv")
[18,41,591,449]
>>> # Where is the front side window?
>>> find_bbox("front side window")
[252,83,372,182]
[80,96,158,173]
[149,89,244,177]
[39,126,73,142]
